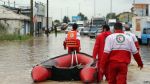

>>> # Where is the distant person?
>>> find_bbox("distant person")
[92,25,111,82]
[63,23,81,53]
[124,24,140,50]
[54,25,57,37]
[100,22,143,84]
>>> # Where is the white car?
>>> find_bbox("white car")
[56,26,62,32]
[80,28,90,35]
[78,27,84,33]
[95,28,102,38]
[65,26,72,34]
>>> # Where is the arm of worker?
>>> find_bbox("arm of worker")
[100,53,109,73]
[77,39,81,50]
[133,34,140,51]
[77,32,81,40]
[63,41,66,50]
[135,41,140,51]
[133,53,143,70]
[63,34,68,50]
[130,38,143,70]
[92,35,100,60]
[77,32,81,50]
[100,36,111,73]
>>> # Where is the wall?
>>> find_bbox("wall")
[20,21,30,35]
[0,20,30,35]
[134,4,149,16]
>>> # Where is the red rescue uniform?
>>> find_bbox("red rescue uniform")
[100,30,143,84]
[124,31,140,51]
[93,31,111,81]
[64,30,80,53]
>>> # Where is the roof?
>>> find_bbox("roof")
[116,12,137,17]
[0,6,30,21]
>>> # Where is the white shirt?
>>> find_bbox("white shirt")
[124,31,138,42]
[104,33,138,54]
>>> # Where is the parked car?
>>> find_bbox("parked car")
[56,26,62,32]
[88,26,98,38]
[65,22,75,34]
[78,27,84,34]
[141,28,150,45]
[95,28,102,38]
[65,26,72,34]
[61,23,68,30]
[80,28,90,35]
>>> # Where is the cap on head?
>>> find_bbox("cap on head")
[72,23,78,30]
[124,24,130,31]
[102,24,110,31]
[114,22,123,30]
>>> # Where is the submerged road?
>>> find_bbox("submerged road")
[0,33,150,84]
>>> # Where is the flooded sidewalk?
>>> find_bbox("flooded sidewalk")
[0,33,150,84]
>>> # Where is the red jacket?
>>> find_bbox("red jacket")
[63,30,80,53]
[100,30,143,71]
[93,31,111,60]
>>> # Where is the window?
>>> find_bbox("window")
[143,28,150,34]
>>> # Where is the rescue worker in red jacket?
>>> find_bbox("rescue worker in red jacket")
[124,24,140,51]
[92,25,111,82]
[100,22,143,84]
[63,23,81,53]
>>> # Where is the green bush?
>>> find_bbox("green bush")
[0,34,32,41]
[0,22,7,34]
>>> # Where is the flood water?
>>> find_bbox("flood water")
[0,33,150,84]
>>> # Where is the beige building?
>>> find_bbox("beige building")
[0,6,30,35]
[133,3,149,16]
[116,12,137,23]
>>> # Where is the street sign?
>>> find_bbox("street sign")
[72,16,81,22]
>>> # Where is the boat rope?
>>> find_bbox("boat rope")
[74,50,78,65]
[71,50,79,67]
[71,51,74,67]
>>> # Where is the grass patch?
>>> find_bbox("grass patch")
[0,34,32,41]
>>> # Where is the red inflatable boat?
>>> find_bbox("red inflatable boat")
[31,52,97,83]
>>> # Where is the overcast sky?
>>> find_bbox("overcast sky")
[0,0,150,20]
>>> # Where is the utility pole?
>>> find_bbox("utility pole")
[133,0,135,14]
[94,0,96,16]
[79,3,80,13]
[128,13,130,22]
[30,0,34,36]
[110,0,112,13]
[67,7,69,17]
[14,1,15,8]
[61,8,62,22]
[8,0,10,7]
[133,0,135,5]
[46,0,49,37]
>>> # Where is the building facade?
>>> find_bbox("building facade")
[133,3,149,16]
[0,6,30,35]
[116,12,137,23]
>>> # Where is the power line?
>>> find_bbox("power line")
[110,0,112,13]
